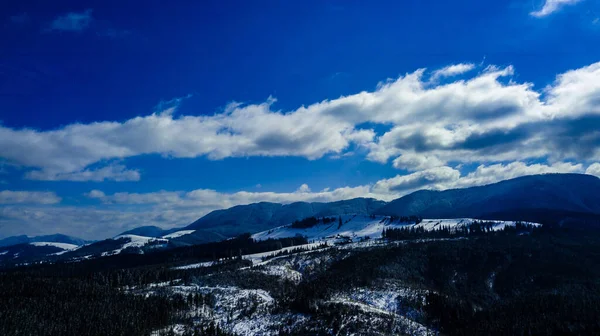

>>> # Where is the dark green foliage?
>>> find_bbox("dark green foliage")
[382,221,537,240]
[290,216,338,229]
[289,228,600,335]
[0,272,187,336]
[388,215,423,224]
[260,242,328,262]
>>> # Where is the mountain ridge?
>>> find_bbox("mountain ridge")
[375,173,600,225]
[185,197,387,237]
[0,233,91,248]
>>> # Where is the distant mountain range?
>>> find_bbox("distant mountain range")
[118,226,176,238]
[375,173,600,226]
[184,197,387,237]
[3,173,600,264]
[0,234,91,248]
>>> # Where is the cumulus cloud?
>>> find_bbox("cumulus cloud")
[530,0,582,17]
[0,206,200,239]
[25,164,140,182]
[87,183,379,210]
[47,9,93,32]
[0,190,61,204]
[2,61,600,182]
[373,166,461,194]
[586,163,600,177]
[430,63,475,81]
[392,152,446,171]
[296,184,311,193]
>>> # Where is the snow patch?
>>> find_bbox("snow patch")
[30,242,79,250]
[253,215,540,244]
[173,261,214,270]
[104,234,168,256]
[162,230,196,239]
[253,265,303,283]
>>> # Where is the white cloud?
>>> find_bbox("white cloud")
[0,206,201,240]
[296,184,311,193]
[2,61,600,182]
[25,164,140,182]
[586,163,600,177]
[373,166,461,194]
[0,190,61,204]
[430,63,475,81]
[530,0,582,17]
[86,189,105,198]
[392,152,446,171]
[87,183,379,210]
[48,9,93,32]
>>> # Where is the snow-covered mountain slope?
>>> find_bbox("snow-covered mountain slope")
[252,215,539,243]
[162,230,195,239]
[117,226,170,238]
[0,233,90,248]
[185,198,386,238]
[99,234,169,256]
[30,242,79,250]
[376,173,600,225]
[0,242,77,262]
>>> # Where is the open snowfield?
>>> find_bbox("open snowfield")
[162,230,196,239]
[103,234,168,256]
[30,242,79,250]
[252,215,540,243]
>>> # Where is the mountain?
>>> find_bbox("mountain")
[117,226,173,238]
[0,235,29,248]
[251,214,536,243]
[375,173,600,225]
[0,233,90,248]
[185,198,387,237]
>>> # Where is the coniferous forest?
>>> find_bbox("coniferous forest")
[2,225,600,335]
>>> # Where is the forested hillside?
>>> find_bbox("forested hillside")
[2,223,600,335]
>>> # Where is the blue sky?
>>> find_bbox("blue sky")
[1,0,600,239]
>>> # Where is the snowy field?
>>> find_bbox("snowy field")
[102,234,169,256]
[252,215,540,243]
[162,230,196,239]
[30,242,79,250]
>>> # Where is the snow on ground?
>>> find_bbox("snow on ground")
[172,261,215,270]
[30,242,79,250]
[252,215,541,243]
[242,242,328,266]
[151,324,187,336]
[252,215,385,242]
[328,286,432,336]
[253,265,303,283]
[143,283,308,336]
[332,287,427,315]
[103,234,168,256]
[162,230,196,239]
[326,298,432,336]
[414,218,540,231]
